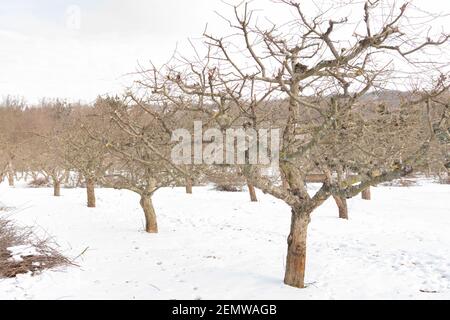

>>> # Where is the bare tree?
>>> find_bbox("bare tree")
[92,96,191,233]
[193,0,449,288]
[26,100,73,197]
[63,106,112,208]
[0,97,28,187]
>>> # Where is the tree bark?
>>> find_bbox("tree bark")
[362,188,371,200]
[140,195,158,233]
[284,211,310,288]
[7,162,14,187]
[333,196,349,220]
[281,172,289,190]
[185,178,193,194]
[247,182,258,202]
[86,178,96,208]
[282,179,289,190]
[53,180,61,197]
[76,174,83,188]
[445,174,450,185]
[7,172,14,187]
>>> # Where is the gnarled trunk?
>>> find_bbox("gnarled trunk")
[53,180,61,197]
[281,172,289,190]
[185,178,193,194]
[140,195,158,234]
[284,211,310,288]
[282,179,289,190]
[247,182,258,202]
[362,188,371,200]
[333,196,348,220]
[86,178,96,208]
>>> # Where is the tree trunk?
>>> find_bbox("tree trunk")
[362,188,371,200]
[284,211,310,288]
[281,173,289,190]
[140,195,158,233]
[7,172,14,187]
[76,174,83,188]
[247,182,258,202]
[53,180,61,197]
[86,178,96,208]
[185,178,193,194]
[7,162,14,187]
[445,174,450,185]
[333,196,349,220]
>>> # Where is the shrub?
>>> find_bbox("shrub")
[0,216,71,278]
[28,177,51,188]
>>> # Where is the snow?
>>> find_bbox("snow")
[0,179,449,300]
[7,245,41,263]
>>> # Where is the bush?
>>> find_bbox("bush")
[0,216,71,278]
[213,184,244,192]
[28,177,51,188]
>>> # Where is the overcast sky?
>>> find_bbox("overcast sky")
[0,0,448,104]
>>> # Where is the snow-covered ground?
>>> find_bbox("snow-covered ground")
[0,179,449,300]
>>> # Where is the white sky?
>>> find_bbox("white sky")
[0,0,448,104]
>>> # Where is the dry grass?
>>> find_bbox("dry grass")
[213,184,244,192]
[381,178,418,187]
[0,216,72,278]
[27,177,52,188]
